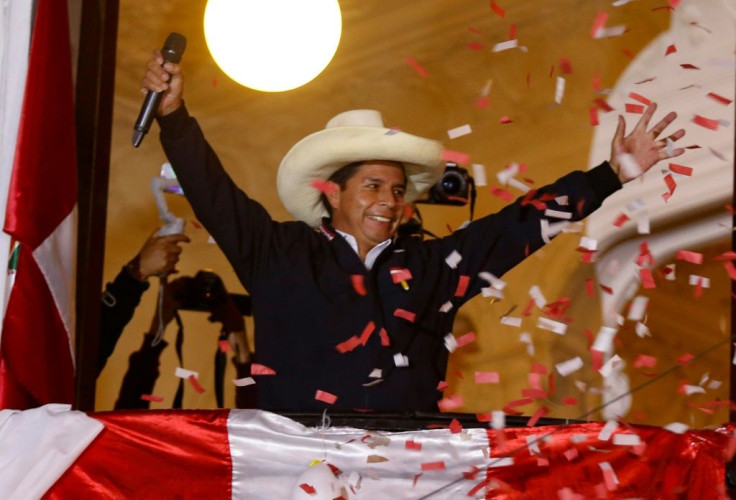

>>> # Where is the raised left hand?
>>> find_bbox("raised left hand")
[609,103,686,184]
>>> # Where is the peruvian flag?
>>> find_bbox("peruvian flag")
[0,0,77,409]
[0,407,728,499]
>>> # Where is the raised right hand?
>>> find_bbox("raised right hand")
[140,50,184,116]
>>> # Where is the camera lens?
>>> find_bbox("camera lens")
[440,172,464,196]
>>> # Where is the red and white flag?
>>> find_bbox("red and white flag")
[0,0,77,409]
[26,409,732,499]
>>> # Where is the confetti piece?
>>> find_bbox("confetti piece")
[590,11,608,38]
[437,394,464,411]
[188,374,206,393]
[599,462,619,491]
[393,353,409,367]
[627,296,649,321]
[625,103,645,114]
[559,57,572,74]
[455,275,470,297]
[529,285,547,308]
[501,316,522,327]
[471,164,487,186]
[366,455,388,463]
[406,439,422,451]
[586,278,595,297]
[389,267,412,284]
[393,308,416,323]
[661,173,677,202]
[640,268,656,289]
[489,0,505,17]
[466,42,486,51]
[441,149,470,165]
[492,39,518,52]
[556,357,583,376]
[555,77,566,104]
[499,115,514,124]
[676,250,703,264]
[311,179,337,195]
[449,418,463,434]
[447,124,472,139]
[455,331,476,348]
[336,335,361,354]
[359,321,375,345]
[315,390,337,405]
[299,483,316,494]
[489,457,514,468]
[693,114,719,130]
[598,420,619,441]
[590,107,599,126]
[613,213,630,227]
[379,328,390,346]
[537,317,567,335]
[175,367,198,379]
[527,406,549,427]
[405,57,428,77]
[628,92,652,106]
[475,95,491,109]
[597,25,627,38]
[594,98,614,112]
[475,371,500,384]
[351,274,367,296]
[218,339,231,353]
[680,63,699,70]
[140,394,164,402]
[490,186,514,202]
[613,433,641,446]
[669,163,693,176]
[635,322,650,338]
[439,301,453,313]
[251,363,277,375]
[445,250,462,269]
[592,326,617,355]
[421,461,446,471]
[707,92,733,105]
[664,422,689,434]
[665,44,677,55]
[688,274,710,288]
[437,380,448,391]
[633,354,657,369]
[233,377,256,387]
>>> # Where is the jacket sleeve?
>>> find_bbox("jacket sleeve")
[156,105,279,290]
[97,267,149,376]
[438,161,622,305]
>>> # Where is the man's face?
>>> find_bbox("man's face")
[327,161,407,258]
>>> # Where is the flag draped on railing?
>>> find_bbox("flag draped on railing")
[0,0,77,409]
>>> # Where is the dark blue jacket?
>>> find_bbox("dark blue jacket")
[158,106,621,411]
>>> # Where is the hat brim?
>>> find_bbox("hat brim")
[277,126,445,227]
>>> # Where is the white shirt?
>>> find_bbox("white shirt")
[335,230,392,270]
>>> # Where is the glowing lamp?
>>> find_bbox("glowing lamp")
[204,0,342,92]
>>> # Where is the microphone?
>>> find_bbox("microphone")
[132,32,187,147]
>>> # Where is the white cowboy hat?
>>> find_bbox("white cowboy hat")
[277,109,445,228]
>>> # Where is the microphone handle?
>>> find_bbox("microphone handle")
[132,32,187,147]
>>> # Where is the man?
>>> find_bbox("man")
[141,52,685,412]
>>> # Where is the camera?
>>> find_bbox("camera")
[174,270,252,315]
[420,162,471,206]
[174,270,229,311]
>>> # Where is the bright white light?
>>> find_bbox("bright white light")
[204,0,342,92]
